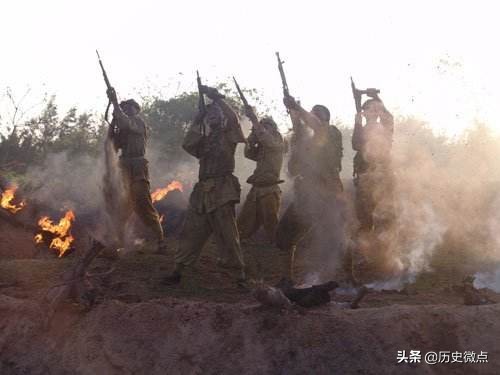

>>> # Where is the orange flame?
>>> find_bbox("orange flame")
[34,210,75,257]
[151,180,183,203]
[1,187,26,214]
[34,234,43,244]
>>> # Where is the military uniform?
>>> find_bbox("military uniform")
[110,109,164,247]
[276,118,344,280]
[174,111,246,279]
[237,126,285,243]
[352,108,394,232]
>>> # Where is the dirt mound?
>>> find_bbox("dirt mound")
[0,221,37,258]
[2,223,500,374]
[0,294,499,375]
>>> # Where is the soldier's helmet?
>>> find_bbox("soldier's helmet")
[120,99,141,113]
[312,104,330,123]
[260,116,278,131]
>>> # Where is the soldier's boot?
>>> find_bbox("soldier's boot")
[245,247,262,283]
[162,264,184,286]
[236,268,253,291]
[216,258,250,290]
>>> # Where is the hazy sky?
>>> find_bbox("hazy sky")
[1,0,499,136]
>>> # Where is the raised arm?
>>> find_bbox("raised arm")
[106,88,144,133]
[112,109,145,134]
[244,139,259,161]
[244,105,282,149]
[201,86,238,125]
[182,111,205,158]
[283,95,323,133]
[380,104,394,135]
[202,85,244,143]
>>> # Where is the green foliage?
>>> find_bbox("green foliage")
[141,92,198,168]
[0,96,103,173]
[6,85,495,186]
[139,84,263,170]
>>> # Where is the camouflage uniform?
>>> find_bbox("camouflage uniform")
[237,126,285,243]
[110,109,164,246]
[276,114,343,280]
[174,110,246,279]
[352,108,394,232]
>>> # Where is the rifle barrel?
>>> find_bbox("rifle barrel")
[96,50,111,89]
[276,52,289,96]
[232,76,248,106]
[196,70,206,114]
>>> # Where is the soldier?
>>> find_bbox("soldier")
[163,85,247,287]
[276,96,344,282]
[237,104,285,244]
[352,92,394,233]
[106,87,165,253]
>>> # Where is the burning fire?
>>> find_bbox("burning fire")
[1,187,26,214]
[34,210,75,257]
[151,180,183,203]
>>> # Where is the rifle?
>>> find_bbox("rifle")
[196,70,206,135]
[276,52,303,137]
[350,76,380,113]
[351,77,362,113]
[232,76,249,107]
[96,50,113,124]
[233,76,258,126]
[276,52,290,98]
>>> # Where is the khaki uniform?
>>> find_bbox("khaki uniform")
[276,123,344,279]
[352,110,394,232]
[237,127,285,243]
[110,111,164,245]
[175,115,246,278]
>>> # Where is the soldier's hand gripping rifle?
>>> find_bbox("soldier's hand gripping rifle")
[350,76,381,113]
